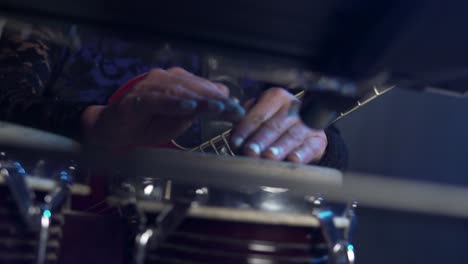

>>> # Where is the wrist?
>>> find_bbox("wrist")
[81,105,106,145]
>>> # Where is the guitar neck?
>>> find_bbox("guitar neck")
[191,86,394,154]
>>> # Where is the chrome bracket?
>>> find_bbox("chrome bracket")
[133,186,209,264]
[37,170,73,264]
[1,160,40,231]
[313,202,357,264]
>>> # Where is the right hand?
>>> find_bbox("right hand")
[81,67,245,147]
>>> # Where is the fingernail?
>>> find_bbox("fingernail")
[293,151,303,162]
[268,146,282,157]
[236,106,246,117]
[247,143,261,155]
[207,100,225,112]
[232,137,244,148]
[180,99,197,110]
[225,101,245,116]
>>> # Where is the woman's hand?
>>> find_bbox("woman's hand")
[230,87,327,164]
[81,67,244,147]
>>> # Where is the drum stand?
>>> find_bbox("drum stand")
[312,199,357,264]
[124,181,357,264]
[0,154,73,264]
[122,182,208,264]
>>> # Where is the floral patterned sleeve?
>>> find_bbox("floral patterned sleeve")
[0,24,92,141]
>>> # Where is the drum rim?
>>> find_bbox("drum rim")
[0,174,90,195]
[108,197,349,228]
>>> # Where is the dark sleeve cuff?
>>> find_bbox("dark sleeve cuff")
[41,101,93,142]
[317,125,349,171]
[0,94,93,142]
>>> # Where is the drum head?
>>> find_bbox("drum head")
[0,121,81,155]
[107,148,342,195]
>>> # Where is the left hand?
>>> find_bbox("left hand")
[230,87,327,164]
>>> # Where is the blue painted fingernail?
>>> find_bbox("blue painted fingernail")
[207,100,225,112]
[268,146,282,157]
[232,137,244,148]
[226,101,245,115]
[248,143,261,155]
[293,151,303,162]
[236,106,246,116]
[180,100,197,110]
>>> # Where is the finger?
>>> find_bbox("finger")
[126,92,243,122]
[167,68,244,119]
[242,106,299,157]
[120,92,199,117]
[286,134,327,164]
[213,82,230,96]
[230,88,291,148]
[243,98,256,111]
[138,69,204,99]
[260,122,311,161]
[139,68,243,120]
[168,68,230,97]
[167,67,228,99]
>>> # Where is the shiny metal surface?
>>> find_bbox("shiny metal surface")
[37,211,51,264]
[0,156,79,264]
[313,208,356,264]
[134,228,153,264]
[0,160,41,231]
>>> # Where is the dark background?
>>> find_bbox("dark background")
[335,88,468,264]
[2,1,468,262]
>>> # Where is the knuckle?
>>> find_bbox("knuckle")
[305,137,326,151]
[148,68,166,77]
[134,82,151,92]
[268,87,289,98]
[167,67,188,74]
[263,120,283,133]
[286,126,305,142]
[213,82,230,96]
[249,114,267,126]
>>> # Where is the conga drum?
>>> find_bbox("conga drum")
[104,149,356,264]
[0,122,90,264]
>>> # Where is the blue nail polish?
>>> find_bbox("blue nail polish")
[180,100,197,110]
[232,137,244,148]
[208,100,225,112]
[248,143,261,155]
[226,101,245,118]
[269,146,281,157]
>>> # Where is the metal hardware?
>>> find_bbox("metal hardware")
[36,210,51,264]
[313,204,357,264]
[1,160,41,231]
[37,169,73,264]
[0,155,74,264]
[133,185,210,264]
[134,228,154,264]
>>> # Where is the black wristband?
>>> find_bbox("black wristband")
[317,125,349,171]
